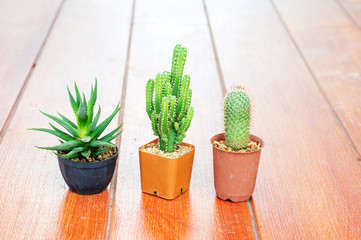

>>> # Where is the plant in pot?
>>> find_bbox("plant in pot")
[139,44,195,200]
[30,79,122,195]
[211,87,264,202]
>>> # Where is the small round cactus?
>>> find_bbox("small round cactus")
[224,87,252,150]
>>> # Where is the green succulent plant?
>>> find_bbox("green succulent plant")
[146,44,194,153]
[224,87,252,150]
[30,79,122,159]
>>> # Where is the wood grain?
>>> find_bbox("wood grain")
[271,0,361,158]
[1,0,360,238]
[55,191,110,240]
[205,0,361,239]
[0,0,132,239]
[109,0,255,239]
[338,0,361,28]
[0,0,63,134]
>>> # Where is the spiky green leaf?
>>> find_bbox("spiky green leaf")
[49,123,74,140]
[77,101,88,123]
[88,140,113,148]
[90,147,111,157]
[58,112,77,129]
[28,128,75,141]
[40,111,80,137]
[74,82,81,105]
[101,130,122,142]
[87,79,97,124]
[55,151,81,159]
[36,140,83,151]
[55,147,85,159]
[90,103,121,140]
[67,86,79,115]
[82,93,88,111]
[81,149,91,158]
[99,124,123,142]
[88,106,101,133]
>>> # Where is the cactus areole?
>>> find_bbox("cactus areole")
[224,87,252,150]
[146,44,194,153]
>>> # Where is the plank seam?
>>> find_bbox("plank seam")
[248,200,261,240]
[202,0,262,239]
[105,0,137,239]
[334,0,361,30]
[0,0,67,144]
[268,0,361,162]
[201,0,226,94]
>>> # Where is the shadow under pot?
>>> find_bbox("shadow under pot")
[139,138,195,200]
[211,133,264,202]
[57,145,118,195]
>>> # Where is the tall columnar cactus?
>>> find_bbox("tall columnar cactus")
[146,44,194,153]
[224,87,252,150]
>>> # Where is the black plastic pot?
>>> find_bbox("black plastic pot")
[57,146,118,195]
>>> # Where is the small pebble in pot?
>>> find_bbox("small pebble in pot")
[141,143,193,158]
[213,139,260,152]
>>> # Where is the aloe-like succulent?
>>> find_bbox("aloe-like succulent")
[146,44,194,153]
[224,87,251,150]
[30,79,122,159]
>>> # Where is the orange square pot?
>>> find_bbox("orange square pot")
[139,138,195,200]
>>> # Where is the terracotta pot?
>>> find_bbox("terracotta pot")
[211,133,264,202]
[139,138,195,200]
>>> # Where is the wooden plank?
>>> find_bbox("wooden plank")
[0,0,132,238]
[109,0,255,239]
[55,191,110,240]
[271,0,361,158]
[205,0,361,239]
[0,0,63,134]
[338,0,361,28]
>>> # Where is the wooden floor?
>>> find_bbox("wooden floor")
[0,0,360,239]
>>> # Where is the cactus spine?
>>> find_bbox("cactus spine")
[146,44,194,153]
[224,87,252,150]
